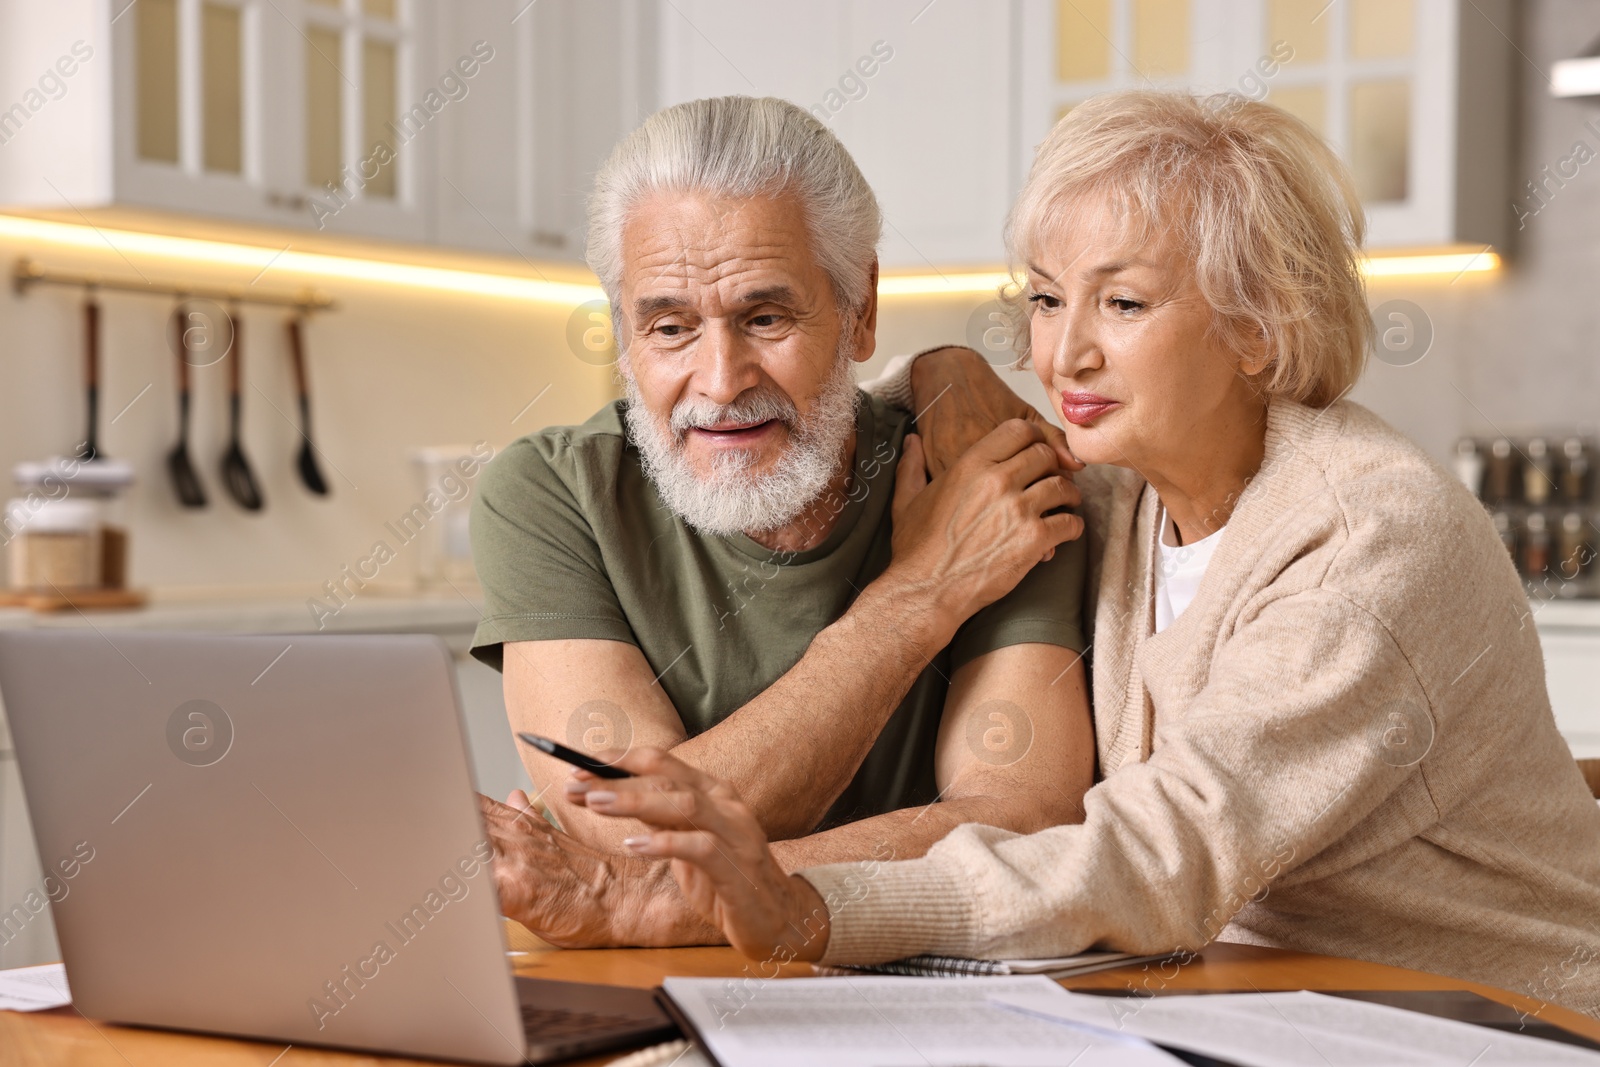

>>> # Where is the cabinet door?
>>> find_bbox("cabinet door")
[837,1,1015,266]
[290,0,433,241]
[654,0,1014,268]
[1016,0,1239,181]
[1014,0,1510,251]
[1240,0,1510,249]
[430,0,529,255]
[433,0,652,261]
[1246,0,1440,246]
[110,0,272,220]
[108,0,434,240]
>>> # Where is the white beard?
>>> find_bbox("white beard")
[623,352,860,537]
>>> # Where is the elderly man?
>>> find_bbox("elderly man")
[471,95,1090,947]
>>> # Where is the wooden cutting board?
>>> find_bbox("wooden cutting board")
[0,588,148,612]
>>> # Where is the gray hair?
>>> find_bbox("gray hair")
[585,96,881,326]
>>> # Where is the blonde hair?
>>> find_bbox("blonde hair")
[1006,90,1370,407]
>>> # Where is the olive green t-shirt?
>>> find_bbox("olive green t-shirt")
[469,391,1086,830]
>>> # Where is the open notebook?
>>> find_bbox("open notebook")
[814,950,1177,978]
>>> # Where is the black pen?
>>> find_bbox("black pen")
[516,732,633,779]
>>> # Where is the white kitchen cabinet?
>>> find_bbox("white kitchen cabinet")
[1014,0,1515,251]
[0,0,434,242]
[2,1,1518,262]
[431,0,657,261]
[1016,0,1241,150]
[654,0,1018,267]
[1540,625,1600,761]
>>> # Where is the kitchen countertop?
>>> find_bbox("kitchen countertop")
[1525,597,1600,629]
[0,591,489,755]
[0,589,485,636]
[3,588,1595,632]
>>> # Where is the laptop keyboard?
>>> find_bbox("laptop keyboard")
[519,1003,653,1041]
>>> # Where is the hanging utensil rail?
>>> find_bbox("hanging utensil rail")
[11,257,337,310]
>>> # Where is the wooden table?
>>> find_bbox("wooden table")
[5,923,1598,1065]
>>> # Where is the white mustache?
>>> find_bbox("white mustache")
[669,388,799,439]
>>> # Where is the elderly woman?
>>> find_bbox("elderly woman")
[567,90,1600,1011]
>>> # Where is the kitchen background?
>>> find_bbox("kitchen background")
[0,0,1596,965]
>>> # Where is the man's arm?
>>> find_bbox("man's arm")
[505,581,947,847]
[507,421,1082,845]
[510,633,1091,854]
[484,638,1092,947]
[906,347,1073,478]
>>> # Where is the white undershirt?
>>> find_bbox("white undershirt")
[1154,510,1225,634]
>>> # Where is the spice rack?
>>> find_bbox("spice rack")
[1456,436,1598,597]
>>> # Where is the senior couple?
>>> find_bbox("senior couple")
[472,91,1600,1013]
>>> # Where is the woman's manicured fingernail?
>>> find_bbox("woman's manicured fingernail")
[622,836,652,850]
[585,790,617,806]
[565,778,589,793]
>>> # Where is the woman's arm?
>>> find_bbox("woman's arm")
[571,588,1433,964]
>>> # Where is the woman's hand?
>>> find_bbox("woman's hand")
[911,347,1079,478]
[566,749,833,963]
[886,421,1084,635]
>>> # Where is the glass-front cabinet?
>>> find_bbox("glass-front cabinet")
[117,0,428,239]
[0,0,1513,259]
[0,0,431,241]
[1016,0,1514,251]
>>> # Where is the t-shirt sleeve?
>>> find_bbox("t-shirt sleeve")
[468,435,636,671]
[946,531,1088,670]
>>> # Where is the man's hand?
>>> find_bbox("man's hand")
[910,347,1079,477]
[569,749,832,962]
[886,421,1083,636]
[478,790,672,948]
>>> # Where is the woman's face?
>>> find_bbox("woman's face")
[1027,191,1267,476]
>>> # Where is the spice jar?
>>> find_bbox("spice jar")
[1453,439,1484,498]
[1525,439,1556,506]
[11,456,134,591]
[1556,511,1595,585]
[5,498,102,591]
[1484,439,1519,504]
[1522,511,1551,580]
[1562,438,1592,504]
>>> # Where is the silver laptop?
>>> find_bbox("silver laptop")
[0,630,674,1064]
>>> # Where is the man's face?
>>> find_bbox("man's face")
[618,191,878,534]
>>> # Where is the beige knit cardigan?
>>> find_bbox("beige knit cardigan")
[802,397,1600,1014]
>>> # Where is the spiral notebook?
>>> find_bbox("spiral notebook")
[813,950,1177,978]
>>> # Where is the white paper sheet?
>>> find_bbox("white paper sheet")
[662,974,1183,1067]
[995,988,1600,1067]
[0,962,71,1012]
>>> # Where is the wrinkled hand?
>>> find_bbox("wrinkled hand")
[910,347,1079,478]
[567,749,831,963]
[478,789,640,948]
[887,419,1084,632]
